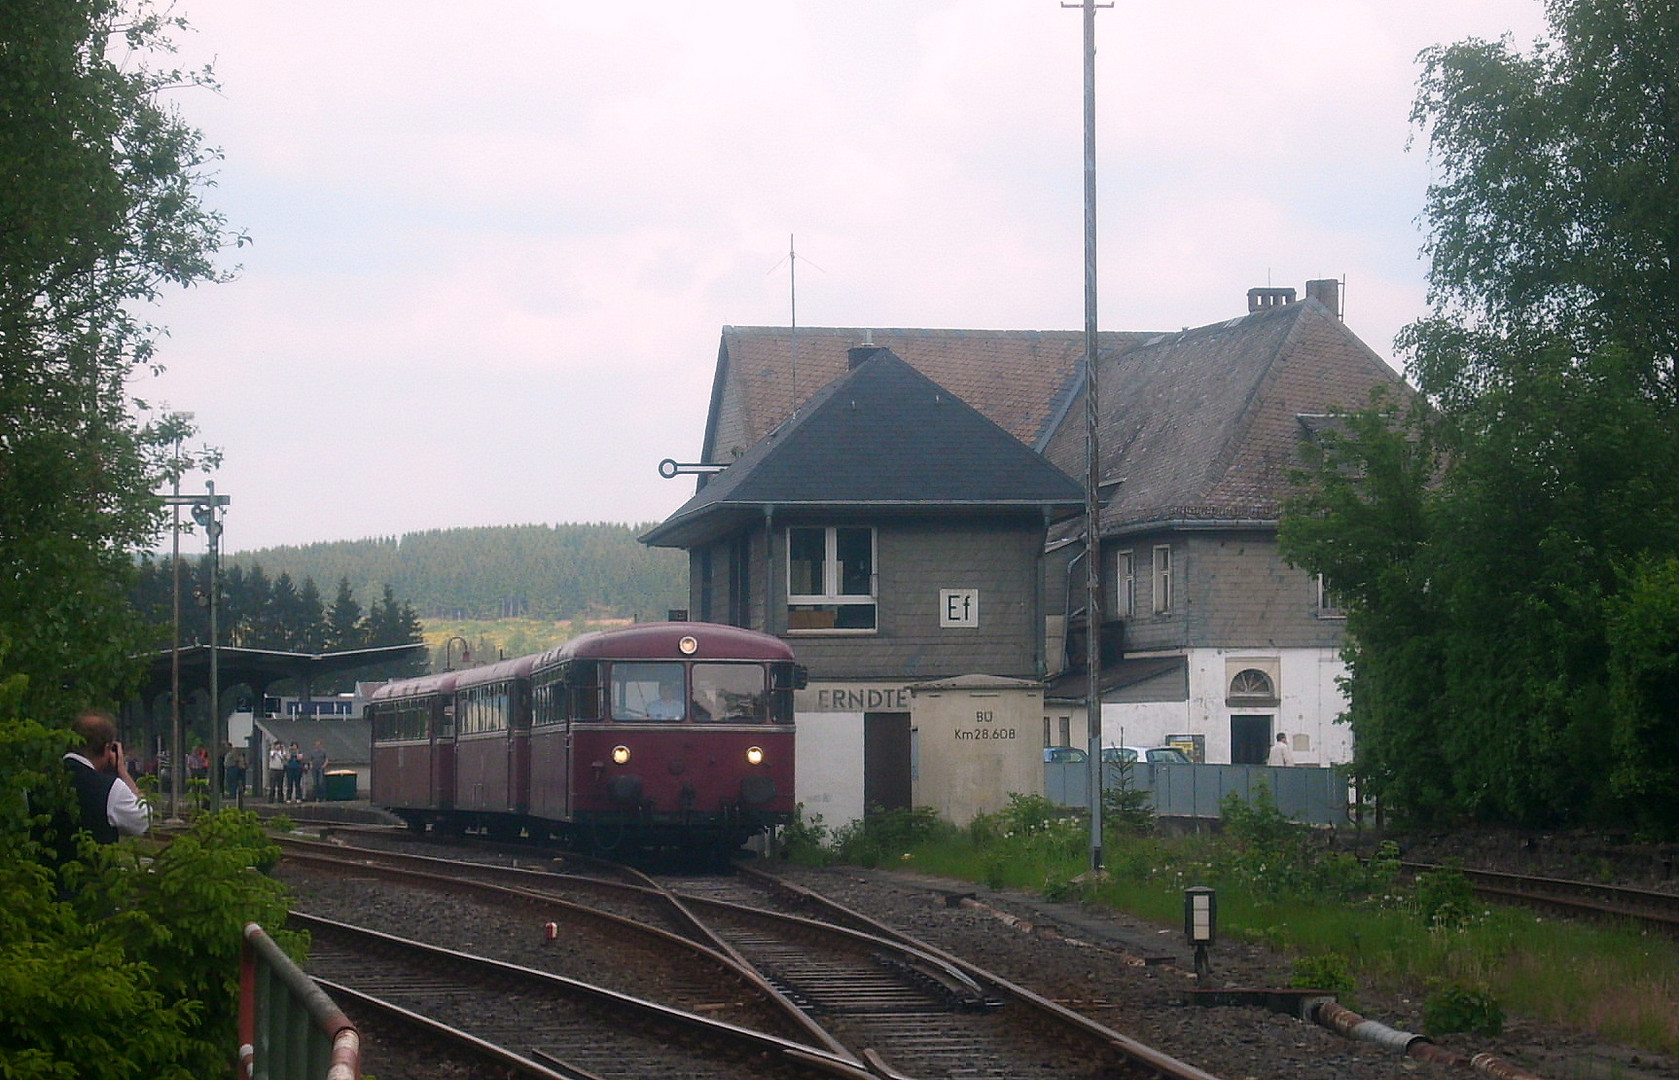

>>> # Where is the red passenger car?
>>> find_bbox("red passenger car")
[451,654,536,829]
[369,623,802,852]
[367,671,458,819]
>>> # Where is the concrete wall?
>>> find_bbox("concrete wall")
[910,683,1043,824]
[792,707,867,832]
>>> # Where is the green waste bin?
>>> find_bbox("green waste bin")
[320,770,357,801]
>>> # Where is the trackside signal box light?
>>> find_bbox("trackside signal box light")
[1184,886,1216,983]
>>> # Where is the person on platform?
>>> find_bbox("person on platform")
[62,710,150,843]
[222,742,243,798]
[1267,732,1294,767]
[284,742,305,803]
[308,740,328,800]
[267,741,286,801]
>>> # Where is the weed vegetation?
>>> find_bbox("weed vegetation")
[778,789,1679,1054]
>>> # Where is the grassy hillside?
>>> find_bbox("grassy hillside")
[231,523,687,622]
[420,616,637,669]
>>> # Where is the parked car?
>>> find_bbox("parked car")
[1101,745,1192,765]
[1043,746,1089,763]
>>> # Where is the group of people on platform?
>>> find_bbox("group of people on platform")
[266,739,330,803]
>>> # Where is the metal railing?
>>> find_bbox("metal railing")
[240,923,360,1080]
[1046,761,1353,826]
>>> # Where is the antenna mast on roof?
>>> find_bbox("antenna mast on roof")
[769,235,824,418]
[789,234,798,415]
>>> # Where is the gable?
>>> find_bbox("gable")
[645,350,1084,548]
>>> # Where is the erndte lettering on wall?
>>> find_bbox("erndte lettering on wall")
[800,685,912,713]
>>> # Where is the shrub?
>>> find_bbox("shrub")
[1040,872,1076,902]
[1423,981,1504,1037]
[777,804,833,866]
[831,805,947,867]
[1415,864,1479,929]
[1291,952,1358,1008]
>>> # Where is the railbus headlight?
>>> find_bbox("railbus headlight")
[745,745,764,766]
[611,745,631,765]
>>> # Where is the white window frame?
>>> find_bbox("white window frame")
[786,525,877,633]
[1315,573,1346,619]
[1152,544,1173,614]
[1115,549,1135,618]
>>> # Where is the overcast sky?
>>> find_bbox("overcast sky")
[148,1,1548,557]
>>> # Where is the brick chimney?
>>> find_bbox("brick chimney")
[1304,278,1341,319]
[1247,287,1296,312]
[848,330,884,369]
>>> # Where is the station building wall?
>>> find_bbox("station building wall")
[1099,646,1350,765]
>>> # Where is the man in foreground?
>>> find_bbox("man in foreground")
[62,710,150,842]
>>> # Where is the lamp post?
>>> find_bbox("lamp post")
[163,484,229,813]
[442,635,472,671]
[168,432,184,823]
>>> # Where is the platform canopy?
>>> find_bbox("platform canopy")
[137,642,428,703]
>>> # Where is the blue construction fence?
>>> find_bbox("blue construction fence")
[1045,761,1354,827]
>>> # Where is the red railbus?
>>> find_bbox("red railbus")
[369,623,802,852]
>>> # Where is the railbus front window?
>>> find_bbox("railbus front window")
[690,663,766,722]
[611,661,686,721]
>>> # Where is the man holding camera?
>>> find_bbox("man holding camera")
[62,710,150,843]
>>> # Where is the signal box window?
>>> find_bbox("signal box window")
[611,661,686,721]
[691,663,766,722]
[787,526,876,631]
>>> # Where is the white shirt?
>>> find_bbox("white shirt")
[1267,740,1294,767]
[64,752,151,837]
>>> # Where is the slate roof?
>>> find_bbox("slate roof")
[1038,298,1406,533]
[703,326,1158,462]
[669,297,1406,548]
[643,348,1085,548]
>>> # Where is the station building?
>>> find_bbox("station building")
[642,283,1407,828]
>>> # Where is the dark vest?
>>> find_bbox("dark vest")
[64,757,119,845]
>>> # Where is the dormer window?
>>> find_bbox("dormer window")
[787,526,877,632]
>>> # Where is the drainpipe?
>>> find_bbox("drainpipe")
[762,505,775,635]
[1035,507,1049,678]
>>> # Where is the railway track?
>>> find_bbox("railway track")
[273,835,821,1046]
[1403,861,1679,931]
[295,911,873,1080]
[278,832,1226,1080]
